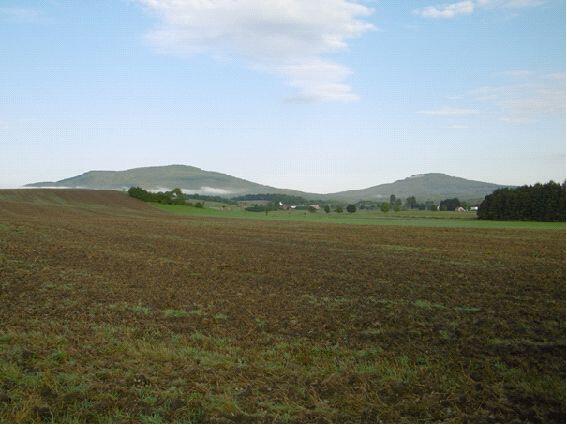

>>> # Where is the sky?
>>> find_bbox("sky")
[0,0,565,192]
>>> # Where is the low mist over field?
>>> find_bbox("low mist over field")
[25,165,509,202]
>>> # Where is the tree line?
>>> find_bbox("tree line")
[127,186,479,215]
[127,187,186,205]
[477,181,565,221]
[233,193,318,205]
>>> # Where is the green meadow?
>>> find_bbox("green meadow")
[156,204,566,230]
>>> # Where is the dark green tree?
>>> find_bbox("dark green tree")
[405,196,417,209]
[439,198,461,211]
[478,181,565,221]
[393,199,402,212]
[128,187,185,205]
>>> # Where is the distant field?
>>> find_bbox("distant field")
[0,190,564,423]
[156,204,566,230]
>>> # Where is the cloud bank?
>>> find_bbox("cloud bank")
[137,0,374,102]
[420,72,565,125]
[414,0,544,19]
[471,74,565,123]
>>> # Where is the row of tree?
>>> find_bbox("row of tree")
[185,193,238,205]
[128,187,472,214]
[477,181,565,221]
[233,193,313,205]
[237,193,440,212]
[356,195,444,212]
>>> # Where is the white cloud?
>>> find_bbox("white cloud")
[414,0,544,19]
[417,107,480,116]
[414,1,474,19]
[281,60,359,102]
[546,72,565,81]
[471,79,565,123]
[0,7,41,23]
[422,72,564,125]
[137,0,374,102]
[497,69,533,78]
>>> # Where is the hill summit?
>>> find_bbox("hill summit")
[328,173,507,202]
[25,164,297,196]
[26,165,508,202]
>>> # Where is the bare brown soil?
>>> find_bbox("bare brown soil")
[0,189,156,211]
[0,190,564,423]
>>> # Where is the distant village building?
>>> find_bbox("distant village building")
[455,206,466,212]
[470,206,479,211]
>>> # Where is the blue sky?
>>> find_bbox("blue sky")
[0,0,564,192]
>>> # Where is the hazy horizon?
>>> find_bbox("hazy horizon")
[1,0,565,193]
[5,163,562,194]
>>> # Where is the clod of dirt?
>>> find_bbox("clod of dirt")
[391,381,407,394]
[22,366,39,373]
[133,374,150,386]
[63,392,82,403]
[0,393,11,403]
[236,386,252,397]
[21,349,35,360]
[40,386,56,399]
[33,406,51,421]
[169,398,185,410]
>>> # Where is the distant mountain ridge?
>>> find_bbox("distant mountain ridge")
[25,165,317,198]
[327,173,507,202]
[26,165,509,202]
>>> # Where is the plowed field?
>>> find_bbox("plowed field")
[0,190,564,423]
